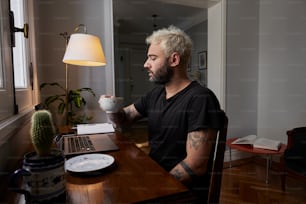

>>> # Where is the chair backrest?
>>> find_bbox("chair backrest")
[207,110,228,203]
[285,127,306,165]
[287,127,306,150]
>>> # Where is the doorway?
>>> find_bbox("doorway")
[112,0,212,105]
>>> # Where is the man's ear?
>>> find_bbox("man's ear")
[168,52,180,67]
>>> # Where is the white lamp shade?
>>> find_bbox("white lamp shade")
[63,33,106,66]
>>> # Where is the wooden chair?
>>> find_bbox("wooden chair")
[281,127,306,191]
[207,110,228,203]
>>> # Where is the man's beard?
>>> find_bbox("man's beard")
[149,63,173,85]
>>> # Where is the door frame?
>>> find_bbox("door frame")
[207,0,227,110]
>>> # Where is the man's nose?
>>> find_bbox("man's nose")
[144,59,149,69]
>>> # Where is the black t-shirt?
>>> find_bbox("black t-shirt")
[134,81,223,171]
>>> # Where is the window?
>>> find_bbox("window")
[10,0,34,112]
[0,0,15,121]
[0,0,35,123]
[11,0,27,88]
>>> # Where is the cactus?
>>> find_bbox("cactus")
[30,110,56,156]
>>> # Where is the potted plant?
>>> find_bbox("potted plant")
[10,110,66,202]
[40,82,96,125]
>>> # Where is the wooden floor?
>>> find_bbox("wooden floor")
[124,126,306,204]
[220,158,306,204]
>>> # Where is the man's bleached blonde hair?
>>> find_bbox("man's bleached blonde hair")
[146,25,193,67]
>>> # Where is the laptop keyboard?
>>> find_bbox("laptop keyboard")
[68,136,96,153]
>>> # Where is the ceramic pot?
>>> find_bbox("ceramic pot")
[10,149,66,202]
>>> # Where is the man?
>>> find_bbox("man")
[103,25,222,202]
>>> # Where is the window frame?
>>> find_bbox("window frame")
[11,0,28,89]
[0,0,15,122]
[0,0,36,141]
[10,0,34,113]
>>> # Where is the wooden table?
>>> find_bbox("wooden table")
[67,133,195,203]
[15,132,194,203]
[226,137,287,184]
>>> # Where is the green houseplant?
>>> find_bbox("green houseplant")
[40,82,96,125]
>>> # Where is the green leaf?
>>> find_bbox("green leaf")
[45,95,62,106]
[75,97,82,108]
[58,102,66,114]
[78,88,96,97]
[40,82,66,92]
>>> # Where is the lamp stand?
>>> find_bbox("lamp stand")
[60,32,70,125]
[60,24,106,125]
[65,63,69,92]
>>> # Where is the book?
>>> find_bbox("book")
[76,123,115,135]
[232,135,281,151]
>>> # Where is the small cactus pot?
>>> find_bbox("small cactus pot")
[9,149,66,202]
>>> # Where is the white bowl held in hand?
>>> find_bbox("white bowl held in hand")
[98,96,124,113]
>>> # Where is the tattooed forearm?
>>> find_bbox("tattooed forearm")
[187,131,207,150]
[171,169,183,180]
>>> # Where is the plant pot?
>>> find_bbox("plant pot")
[9,149,66,202]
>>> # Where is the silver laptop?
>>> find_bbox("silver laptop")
[60,133,119,156]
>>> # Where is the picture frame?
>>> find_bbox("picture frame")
[198,51,207,70]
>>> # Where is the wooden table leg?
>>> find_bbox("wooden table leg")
[229,147,232,168]
[265,155,272,184]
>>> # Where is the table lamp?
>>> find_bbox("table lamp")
[63,31,106,67]
[60,24,106,124]
[61,24,106,90]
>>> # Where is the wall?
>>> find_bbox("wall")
[33,0,114,125]
[226,0,306,144]
[226,0,259,138]
[257,0,306,141]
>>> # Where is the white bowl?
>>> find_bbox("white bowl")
[98,96,124,113]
